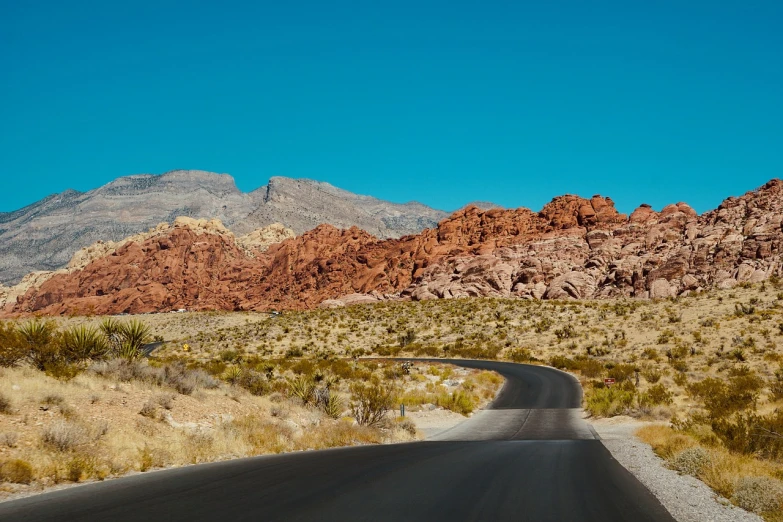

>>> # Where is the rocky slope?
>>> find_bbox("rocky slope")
[0,170,447,285]
[6,180,782,315]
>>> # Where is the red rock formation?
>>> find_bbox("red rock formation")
[7,181,783,315]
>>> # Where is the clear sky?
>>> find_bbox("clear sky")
[1,1,781,214]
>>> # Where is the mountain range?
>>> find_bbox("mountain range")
[4,177,781,316]
[0,170,448,285]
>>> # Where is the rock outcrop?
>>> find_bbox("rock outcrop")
[6,180,783,315]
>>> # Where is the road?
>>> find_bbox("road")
[0,360,675,521]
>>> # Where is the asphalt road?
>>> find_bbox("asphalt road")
[0,360,675,522]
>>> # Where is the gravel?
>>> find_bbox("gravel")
[591,419,762,522]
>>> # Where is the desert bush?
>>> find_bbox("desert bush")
[639,384,673,407]
[162,363,217,395]
[607,363,636,383]
[732,476,783,514]
[0,459,33,484]
[585,386,635,417]
[397,417,417,436]
[236,369,268,396]
[19,320,61,370]
[0,322,25,367]
[507,347,533,362]
[139,401,158,418]
[671,447,711,477]
[641,368,662,384]
[437,390,475,415]
[350,382,396,427]
[0,392,11,414]
[1,432,18,447]
[101,319,150,360]
[41,421,89,452]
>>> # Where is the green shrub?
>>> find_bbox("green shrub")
[585,386,635,417]
[437,391,475,416]
[19,320,61,370]
[640,384,673,407]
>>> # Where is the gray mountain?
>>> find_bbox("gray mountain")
[0,170,448,285]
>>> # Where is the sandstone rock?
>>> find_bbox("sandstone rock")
[7,179,783,316]
[543,272,597,300]
[649,279,676,299]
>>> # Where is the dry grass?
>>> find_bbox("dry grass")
[638,425,783,520]
[0,356,496,499]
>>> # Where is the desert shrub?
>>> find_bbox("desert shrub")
[397,417,417,436]
[437,390,475,415]
[60,325,109,362]
[236,370,268,396]
[507,347,533,363]
[0,322,25,367]
[19,320,61,370]
[287,375,316,405]
[0,393,11,414]
[398,329,416,348]
[1,432,18,447]
[671,447,711,477]
[607,363,636,383]
[641,368,662,384]
[585,386,635,417]
[549,356,577,371]
[89,358,164,385]
[0,459,33,484]
[688,370,763,420]
[163,363,217,395]
[639,384,673,407]
[41,421,88,452]
[350,382,396,427]
[732,477,783,514]
[139,401,157,418]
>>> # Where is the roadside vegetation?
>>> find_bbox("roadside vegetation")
[4,280,783,516]
[0,318,500,500]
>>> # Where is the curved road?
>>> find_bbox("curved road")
[0,360,674,521]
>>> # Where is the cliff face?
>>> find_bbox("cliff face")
[7,180,783,316]
[0,170,447,285]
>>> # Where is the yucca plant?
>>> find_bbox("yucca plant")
[18,320,60,370]
[102,319,151,360]
[287,375,316,405]
[61,326,109,362]
[222,365,243,384]
[321,394,343,419]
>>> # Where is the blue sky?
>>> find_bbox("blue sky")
[1,1,781,214]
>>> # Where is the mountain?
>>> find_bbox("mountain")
[0,170,448,285]
[6,179,782,316]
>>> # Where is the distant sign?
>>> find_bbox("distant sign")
[604,378,616,387]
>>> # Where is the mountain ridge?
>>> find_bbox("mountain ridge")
[0,170,448,284]
[5,178,781,316]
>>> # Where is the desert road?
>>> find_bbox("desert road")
[0,360,675,521]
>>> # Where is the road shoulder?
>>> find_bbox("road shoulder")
[589,416,762,522]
